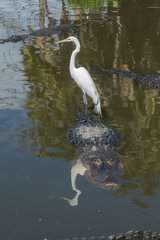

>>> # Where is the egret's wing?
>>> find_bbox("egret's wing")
[74,67,99,101]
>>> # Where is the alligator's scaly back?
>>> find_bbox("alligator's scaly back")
[67,118,119,149]
[29,24,77,37]
[99,66,160,89]
[59,230,160,240]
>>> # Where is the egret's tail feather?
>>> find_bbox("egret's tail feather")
[94,100,102,117]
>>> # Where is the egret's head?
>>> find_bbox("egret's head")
[56,36,77,44]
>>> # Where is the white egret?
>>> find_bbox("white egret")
[56,36,102,118]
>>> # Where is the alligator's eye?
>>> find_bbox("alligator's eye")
[95,159,101,166]
[107,160,114,166]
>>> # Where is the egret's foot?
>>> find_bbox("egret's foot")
[79,119,87,123]
[76,113,88,123]
[76,112,93,123]
[79,116,88,123]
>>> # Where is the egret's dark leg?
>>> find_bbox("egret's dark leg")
[83,92,88,119]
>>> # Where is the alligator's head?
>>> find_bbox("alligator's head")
[81,146,122,188]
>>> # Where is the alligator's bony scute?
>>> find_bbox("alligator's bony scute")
[99,66,160,89]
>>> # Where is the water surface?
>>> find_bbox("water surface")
[0,0,160,239]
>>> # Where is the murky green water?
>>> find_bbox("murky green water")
[1,0,160,239]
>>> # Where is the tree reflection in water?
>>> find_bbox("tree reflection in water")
[19,0,160,208]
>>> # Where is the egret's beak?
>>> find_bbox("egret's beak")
[56,38,68,44]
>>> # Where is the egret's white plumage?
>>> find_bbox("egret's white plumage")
[57,36,102,117]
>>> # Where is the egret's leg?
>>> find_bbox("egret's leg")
[83,92,87,119]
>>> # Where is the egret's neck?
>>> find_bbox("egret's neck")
[69,39,81,75]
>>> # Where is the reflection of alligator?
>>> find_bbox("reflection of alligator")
[99,66,160,89]
[0,24,77,43]
[67,117,122,188]
[62,230,160,239]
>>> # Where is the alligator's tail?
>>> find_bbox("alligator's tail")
[94,98,102,117]
[98,66,146,81]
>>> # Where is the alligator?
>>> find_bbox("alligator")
[59,230,160,239]
[67,116,121,188]
[0,24,77,43]
[98,66,160,89]
[62,116,122,206]
[61,116,122,206]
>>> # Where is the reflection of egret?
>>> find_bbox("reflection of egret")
[61,159,86,206]
[56,36,102,119]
